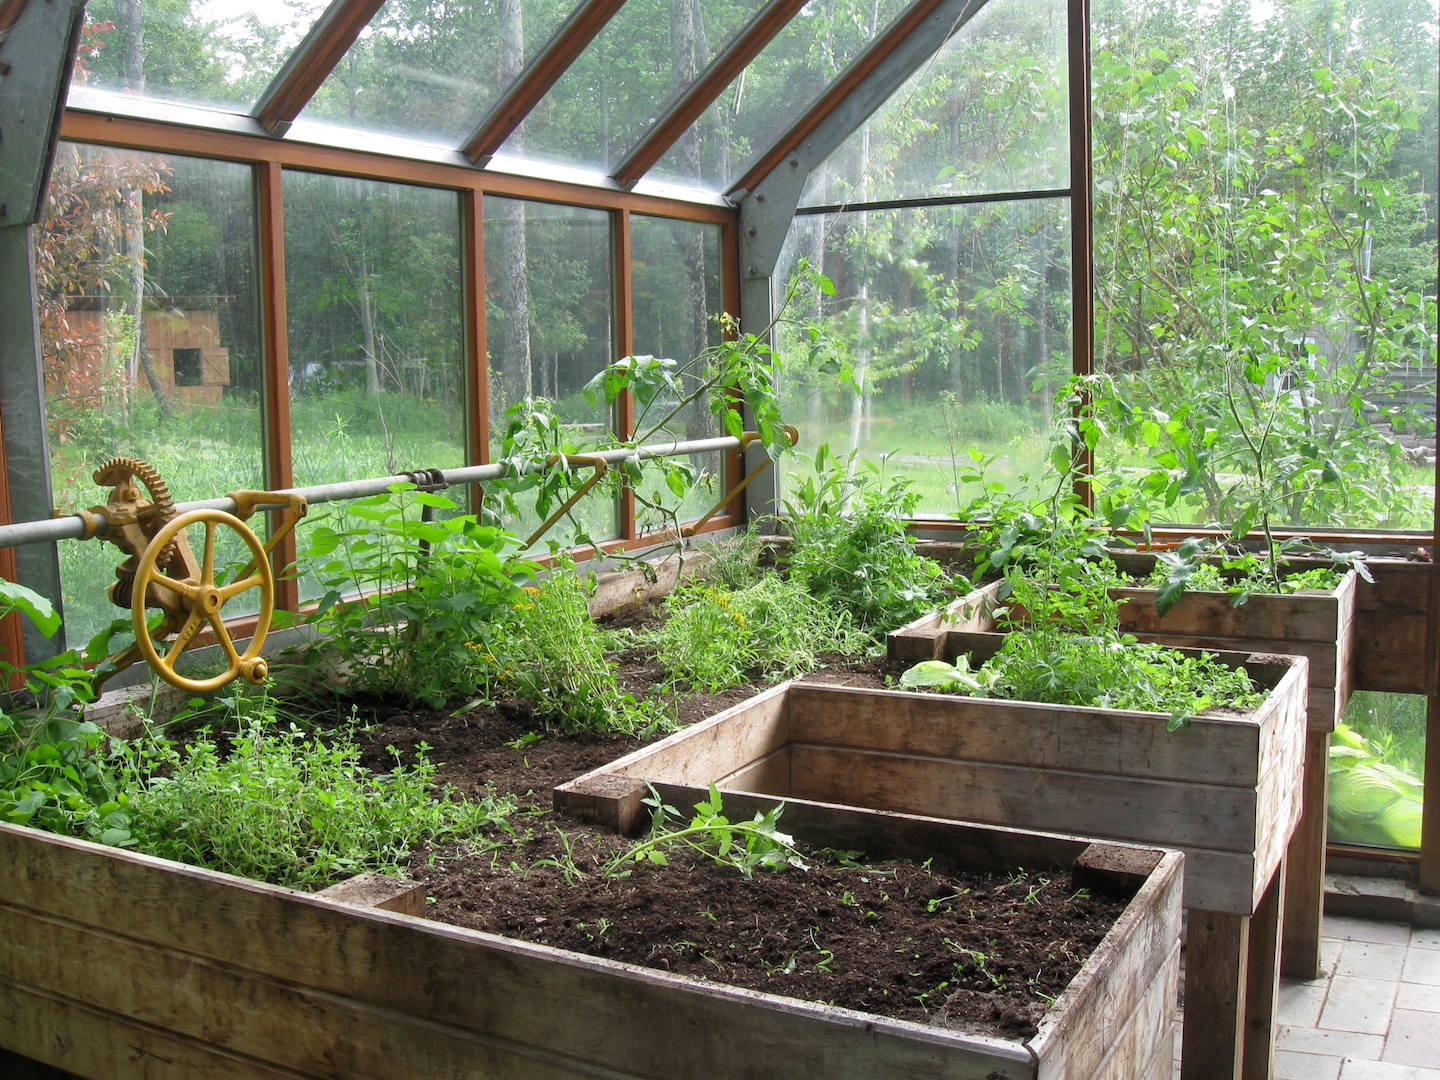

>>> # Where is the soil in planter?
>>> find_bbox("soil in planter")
[408,822,1126,1041]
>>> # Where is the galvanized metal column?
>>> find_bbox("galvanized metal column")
[0,0,86,658]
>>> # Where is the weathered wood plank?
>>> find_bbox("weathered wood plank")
[1181,910,1248,1080]
[789,682,1266,787]
[1032,848,1183,1080]
[717,744,791,794]
[789,743,1263,852]
[316,872,427,916]
[1242,866,1284,1080]
[1281,731,1332,979]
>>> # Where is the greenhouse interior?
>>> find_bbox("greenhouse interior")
[1,0,1437,1077]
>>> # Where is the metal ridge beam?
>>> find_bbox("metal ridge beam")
[462,0,630,166]
[612,0,810,191]
[254,0,387,135]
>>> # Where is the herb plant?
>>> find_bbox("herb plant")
[607,785,807,879]
[784,444,953,635]
[296,484,540,708]
[652,575,865,693]
[1,581,133,846]
[113,701,513,889]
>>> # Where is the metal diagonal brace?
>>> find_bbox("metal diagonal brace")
[681,426,799,537]
[523,454,610,549]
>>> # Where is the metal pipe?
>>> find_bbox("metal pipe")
[0,433,750,550]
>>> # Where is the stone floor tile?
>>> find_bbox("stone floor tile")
[1276,1048,1343,1080]
[1325,915,1413,947]
[1401,948,1440,986]
[1337,941,1410,981]
[1394,980,1440,1012]
[1410,927,1440,951]
[1382,1008,1440,1069]
[1339,1059,1440,1079]
[1318,975,1397,1035]
[1276,1024,1385,1058]
[1278,977,1331,1028]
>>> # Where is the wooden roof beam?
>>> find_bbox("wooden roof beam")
[463,0,630,167]
[254,0,387,136]
[612,0,810,191]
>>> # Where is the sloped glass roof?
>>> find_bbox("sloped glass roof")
[501,0,770,174]
[300,0,585,146]
[649,0,911,192]
[71,0,322,113]
[799,0,1068,206]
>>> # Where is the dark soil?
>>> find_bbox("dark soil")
[343,625,1126,1043]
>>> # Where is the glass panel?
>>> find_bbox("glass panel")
[284,172,466,489]
[501,0,769,174]
[1091,0,1438,531]
[300,0,581,147]
[774,199,1071,517]
[651,0,910,192]
[71,0,319,113]
[37,144,263,647]
[631,215,725,532]
[485,197,618,545]
[1330,692,1425,851]
[800,0,1068,206]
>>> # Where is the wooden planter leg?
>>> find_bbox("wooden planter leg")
[1242,863,1284,1080]
[1182,910,1249,1080]
[1281,731,1330,979]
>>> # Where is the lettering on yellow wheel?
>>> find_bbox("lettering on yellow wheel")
[131,509,275,692]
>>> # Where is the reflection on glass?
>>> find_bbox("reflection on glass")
[652,0,909,192]
[801,0,1068,206]
[631,215,725,531]
[71,0,320,113]
[1330,692,1425,850]
[36,144,263,646]
[1091,0,1437,530]
[774,200,1070,516]
[284,171,465,488]
[504,0,768,174]
[301,0,580,146]
[485,197,617,544]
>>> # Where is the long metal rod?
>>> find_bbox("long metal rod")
[0,434,751,550]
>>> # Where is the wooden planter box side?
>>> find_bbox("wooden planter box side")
[0,808,1178,1080]
[562,659,1306,918]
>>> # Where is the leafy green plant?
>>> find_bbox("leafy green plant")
[652,575,865,693]
[0,582,133,846]
[783,444,953,635]
[605,785,808,879]
[113,700,513,888]
[491,566,669,736]
[1328,721,1423,849]
[296,484,540,708]
[1145,540,1354,614]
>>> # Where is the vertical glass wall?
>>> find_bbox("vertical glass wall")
[775,201,1070,516]
[35,144,263,646]
[1090,0,1438,532]
[1332,692,1425,852]
[284,172,467,487]
[484,197,618,545]
[630,215,726,531]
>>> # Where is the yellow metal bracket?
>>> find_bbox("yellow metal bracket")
[681,426,799,537]
[523,454,610,549]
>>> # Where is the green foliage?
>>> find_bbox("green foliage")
[297,484,540,708]
[783,444,953,635]
[490,569,670,737]
[1329,722,1424,849]
[652,576,866,693]
[1145,544,1350,615]
[0,587,132,847]
[114,705,513,889]
[606,785,808,880]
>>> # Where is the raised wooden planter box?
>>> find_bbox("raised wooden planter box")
[558,655,1307,1080]
[0,802,1180,1080]
[890,562,1356,980]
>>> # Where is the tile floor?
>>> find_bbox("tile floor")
[1174,914,1440,1078]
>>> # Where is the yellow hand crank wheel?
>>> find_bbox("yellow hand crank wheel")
[131,509,275,692]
